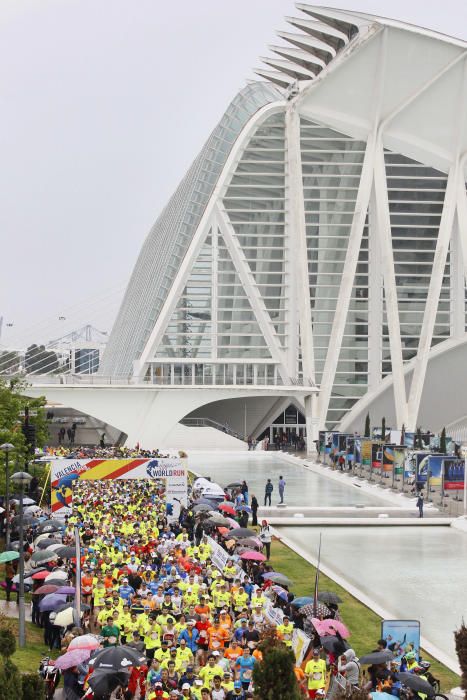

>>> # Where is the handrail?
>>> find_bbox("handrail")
[180,417,245,441]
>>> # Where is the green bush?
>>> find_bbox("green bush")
[0,628,16,658]
[0,659,22,700]
[253,645,301,700]
[22,672,45,700]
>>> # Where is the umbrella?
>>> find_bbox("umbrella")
[45,569,68,582]
[301,602,331,619]
[217,527,229,535]
[311,618,327,636]
[39,593,67,612]
[320,634,349,655]
[45,577,70,587]
[318,619,350,638]
[24,505,42,514]
[0,551,19,563]
[68,634,101,651]
[236,505,252,513]
[206,515,230,527]
[240,550,266,562]
[11,515,38,527]
[54,648,91,670]
[272,585,288,601]
[192,498,218,507]
[262,572,293,587]
[226,482,243,488]
[31,550,58,565]
[360,650,395,665]
[318,591,343,605]
[227,528,256,539]
[396,673,435,698]
[37,520,63,534]
[32,570,51,580]
[54,608,75,627]
[237,537,261,548]
[8,540,20,551]
[56,601,90,613]
[88,644,147,671]
[56,586,76,596]
[36,539,63,550]
[225,517,240,529]
[291,597,314,608]
[11,496,36,505]
[88,669,130,696]
[32,584,59,595]
[55,546,77,559]
[218,502,236,516]
[193,504,212,513]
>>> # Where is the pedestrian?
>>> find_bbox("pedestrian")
[264,479,273,506]
[251,495,258,526]
[241,480,249,505]
[417,492,424,518]
[278,475,286,504]
[247,436,252,451]
[259,519,272,560]
[4,562,14,603]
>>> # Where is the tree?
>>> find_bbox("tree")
[0,378,48,489]
[364,413,371,438]
[22,672,45,700]
[381,417,386,442]
[253,644,301,700]
[440,427,447,454]
[0,627,21,700]
[455,622,467,697]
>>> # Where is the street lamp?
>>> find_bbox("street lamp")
[0,443,15,548]
[10,470,32,648]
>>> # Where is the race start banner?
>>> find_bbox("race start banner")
[50,458,187,520]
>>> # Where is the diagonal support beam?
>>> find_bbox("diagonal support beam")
[216,204,289,381]
[317,134,376,426]
[373,140,409,428]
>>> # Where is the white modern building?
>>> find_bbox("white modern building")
[21,6,467,449]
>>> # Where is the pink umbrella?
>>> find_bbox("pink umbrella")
[68,634,101,651]
[54,647,91,670]
[240,550,266,562]
[311,618,327,636]
[318,618,350,638]
[226,517,240,529]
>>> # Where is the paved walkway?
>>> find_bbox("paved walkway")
[0,598,31,620]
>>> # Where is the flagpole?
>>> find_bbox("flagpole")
[313,532,322,617]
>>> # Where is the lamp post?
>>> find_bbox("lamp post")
[0,443,15,548]
[10,470,32,648]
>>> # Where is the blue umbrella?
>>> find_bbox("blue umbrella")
[236,505,252,513]
[291,596,314,608]
[38,593,67,612]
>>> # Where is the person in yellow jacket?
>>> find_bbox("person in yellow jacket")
[276,615,294,648]
[305,648,327,698]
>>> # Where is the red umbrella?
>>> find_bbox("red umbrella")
[240,550,266,562]
[32,570,50,580]
[217,527,229,535]
[218,503,236,516]
[32,584,59,595]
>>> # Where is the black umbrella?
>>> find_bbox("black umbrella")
[226,482,243,488]
[55,601,90,613]
[37,539,62,550]
[320,634,349,655]
[227,528,256,539]
[192,504,212,513]
[56,546,77,559]
[88,669,130,697]
[360,650,395,664]
[318,591,342,605]
[36,521,62,534]
[11,515,38,527]
[396,673,435,697]
[88,645,147,671]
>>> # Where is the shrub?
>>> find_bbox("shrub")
[22,672,46,700]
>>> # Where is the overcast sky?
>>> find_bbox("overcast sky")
[1,0,466,348]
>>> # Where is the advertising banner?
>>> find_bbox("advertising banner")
[382,445,395,472]
[292,629,312,666]
[354,438,362,465]
[325,432,333,455]
[51,458,187,518]
[443,458,465,491]
[415,453,433,485]
[371,442,382,469]
[361,439,372,466]
[394,448,406,476]
[345,436,355,463]
[404,432,415,449]
[381,620,421,661]
[423,455,448,487]
[332,433,340,456]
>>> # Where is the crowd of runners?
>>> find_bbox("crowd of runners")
[1,461,444,700]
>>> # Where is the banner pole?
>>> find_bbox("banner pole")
[39,464,51,509]
[312,532,322,618]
